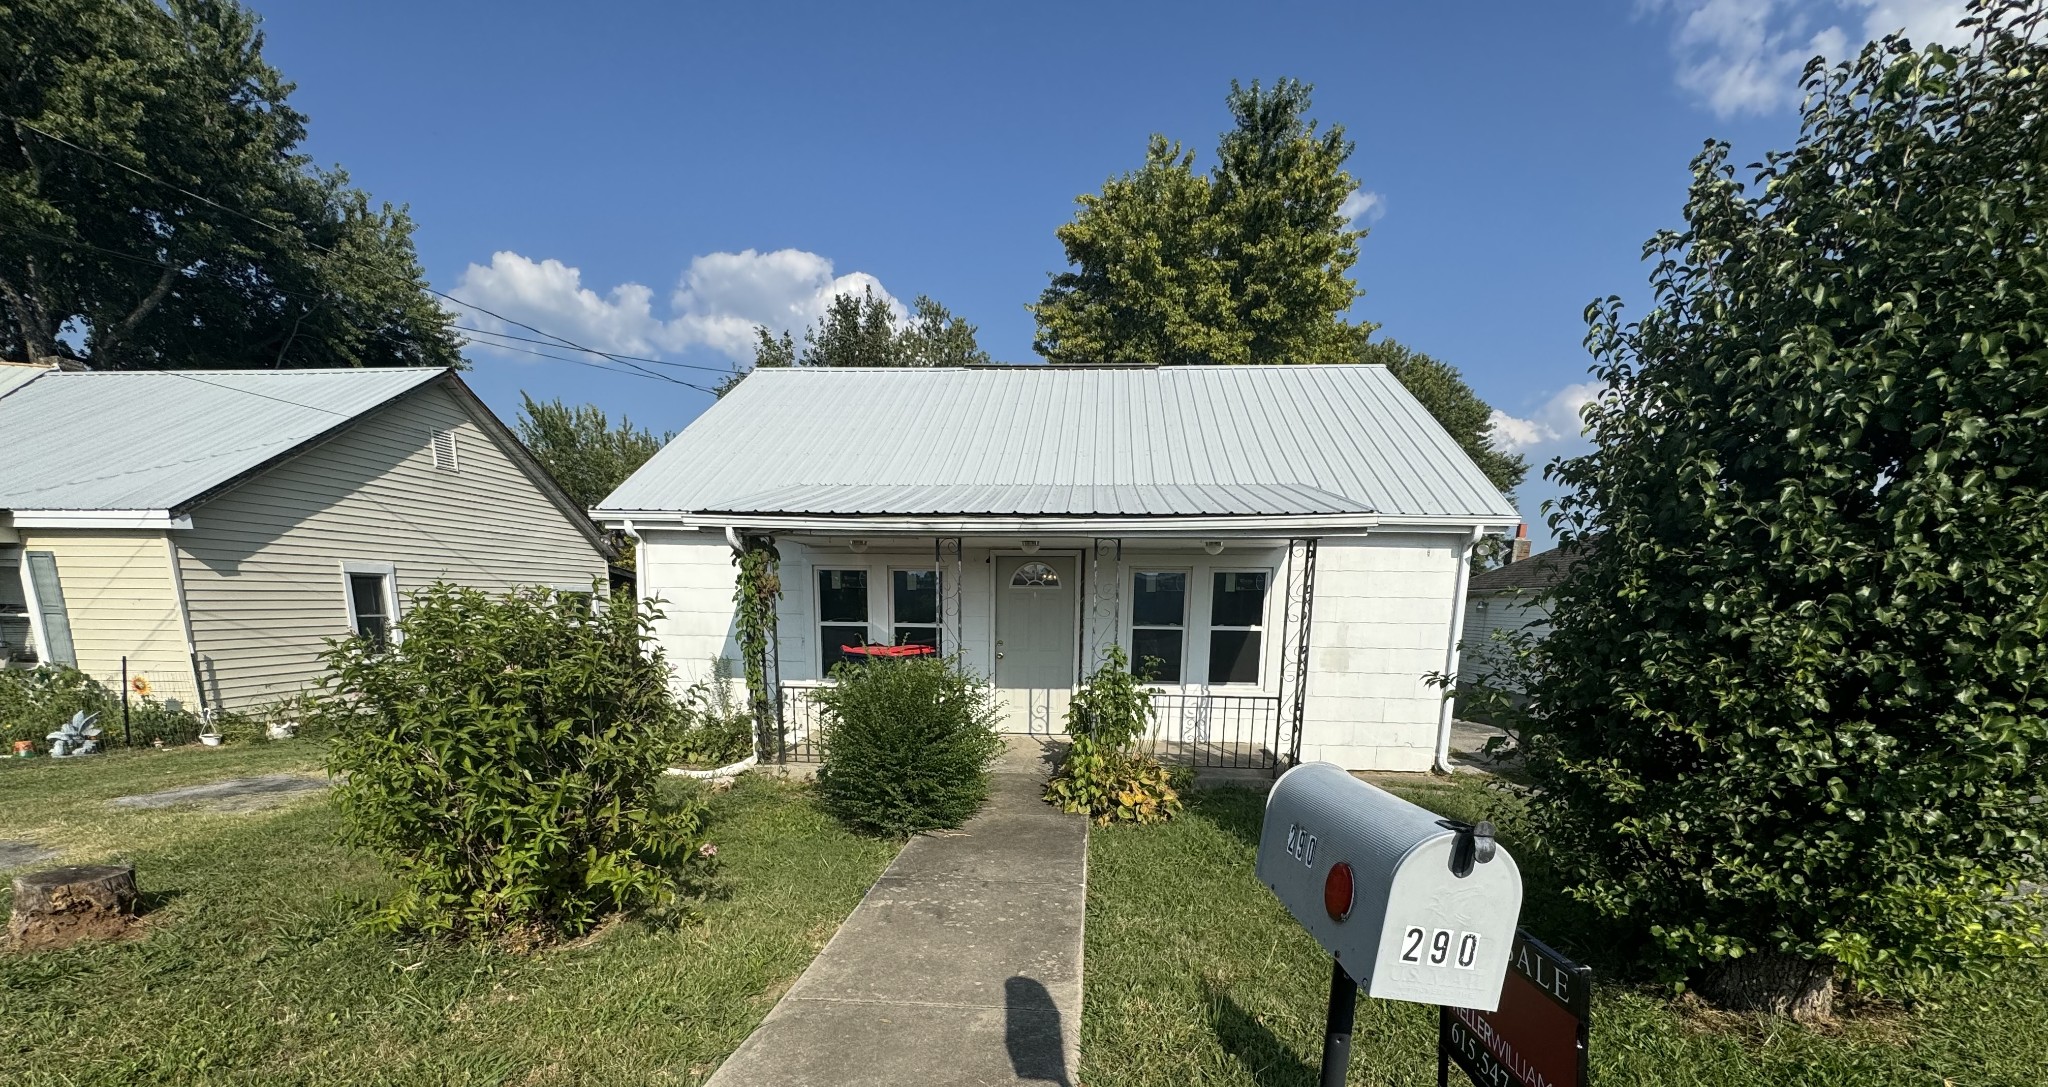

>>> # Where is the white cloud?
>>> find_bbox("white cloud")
[448,248,903,364]
[1489,382,1606,453]
[1647,0,1970,117]
[1340,189,1385,225]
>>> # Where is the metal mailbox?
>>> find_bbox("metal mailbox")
[1256,762,1524,1012]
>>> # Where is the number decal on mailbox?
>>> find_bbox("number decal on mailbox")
[1397,927,1482,970]
[1284,823,1317,869]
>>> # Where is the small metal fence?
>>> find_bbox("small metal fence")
[1142,692,1284,771]
[772,681,829,763]
[3,654,210,755]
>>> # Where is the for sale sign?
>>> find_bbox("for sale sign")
[1438,929,1590,1087]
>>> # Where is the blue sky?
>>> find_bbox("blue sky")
[254,0,1969,542]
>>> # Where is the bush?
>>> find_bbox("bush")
[665,659,754,769]
[813,656,1001,836]
[323,583,711,944]
[1046,647,1183,825]
[0,666,117,747]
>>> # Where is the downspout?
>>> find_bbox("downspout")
[1433,525,1485,774]
[724,524,743,554]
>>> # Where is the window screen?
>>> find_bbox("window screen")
[1208,571,1268,684]
[818,569,869,671]
[24,552,74,666]
[1129,570,1186,683]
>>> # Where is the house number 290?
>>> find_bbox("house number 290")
[1399,926,1481,970]
[1284,822,1317,868]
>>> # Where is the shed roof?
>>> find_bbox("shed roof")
[0,368,444,511]
[1466,546,1582,593]
[599,365,1518,523]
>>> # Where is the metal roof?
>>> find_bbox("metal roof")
[0,368,445,511]
[599,365,1519,522]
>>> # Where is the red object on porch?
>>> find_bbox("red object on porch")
[839,643,937,659]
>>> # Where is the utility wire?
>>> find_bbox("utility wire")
[6,115,725,391]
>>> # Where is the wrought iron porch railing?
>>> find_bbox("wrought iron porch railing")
[1142,692,1284,771]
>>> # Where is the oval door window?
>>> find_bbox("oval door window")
[1011,561,1060,587]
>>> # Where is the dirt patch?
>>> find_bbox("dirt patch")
[7,905,144,952]
[110,773,328,812]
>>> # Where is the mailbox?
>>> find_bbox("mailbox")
[1256,762,1523,1012]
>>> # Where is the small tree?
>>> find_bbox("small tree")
[324,584,710,944]
[1527,0,2048,1016]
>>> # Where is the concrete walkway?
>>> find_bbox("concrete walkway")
[706,752,1086,1086]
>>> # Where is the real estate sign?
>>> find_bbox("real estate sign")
[1438,929,1590,1087]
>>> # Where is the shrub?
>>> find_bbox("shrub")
[323,583,711,944]
[813,656,1001,836]
[0,666,117,747]
[665,659,754,769]
[1045,647,1183,825]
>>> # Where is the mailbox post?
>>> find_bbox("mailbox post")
[1255,763,1524,1085]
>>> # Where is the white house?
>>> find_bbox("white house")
[597,364,1518,773]
[1460,544,1580,693]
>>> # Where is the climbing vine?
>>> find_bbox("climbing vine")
[731,536,782,754]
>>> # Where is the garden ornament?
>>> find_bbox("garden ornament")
[46,711,103,757]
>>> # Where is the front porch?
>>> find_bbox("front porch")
[740,533,1320,773]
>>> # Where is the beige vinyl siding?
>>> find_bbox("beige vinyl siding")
[17,529,194,699]
[1460,589,1553,691]
[176,382,607,710]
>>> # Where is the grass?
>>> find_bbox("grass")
[0,741,898,1086]
[1082,774,2048,1087]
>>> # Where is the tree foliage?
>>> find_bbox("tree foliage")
[1032,79,1374,366]
[1356,339,1527,496]
[717,289,990,395]
[0,0,459,369]
[1525,1,2048,1002]
[323,584,711,944]
[515,393,672,512]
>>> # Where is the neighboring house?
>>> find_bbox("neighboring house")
[596,364,1520,773]
[0,368,612,712]
[1459,544,1581,692]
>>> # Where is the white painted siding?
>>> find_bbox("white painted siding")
[176,383,608,710]
[638,528,743,692]
[1297,533,1463,771]
[15,529,194,699]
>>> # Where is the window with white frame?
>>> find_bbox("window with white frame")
[891,569,940,652]
[1129,570,1187,683]
[818,568,869,672]
[344,567,397,650]
[1208,570,1269,685]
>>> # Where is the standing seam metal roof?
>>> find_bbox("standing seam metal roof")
[598,365,1518,521]
[0,368,446,511]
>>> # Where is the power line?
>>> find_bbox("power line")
[6,115,724,392]
[450,325,733,375]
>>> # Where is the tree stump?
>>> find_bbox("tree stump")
[1697,953,1837,1022]
[6,864,139,951]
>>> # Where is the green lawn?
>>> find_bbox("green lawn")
[1083,775,2048,1087]
[0,742,898,1086]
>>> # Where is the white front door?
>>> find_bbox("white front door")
[994,555,1078,735]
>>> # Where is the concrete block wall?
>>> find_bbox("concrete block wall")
[636,528,742,692]
[1298,532,1464,771]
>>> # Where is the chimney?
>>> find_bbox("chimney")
[1510,523,1532,564]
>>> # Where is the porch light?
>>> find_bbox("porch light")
[1020,540,1041,554]
[1204,540,1224,555]
[849,539,869,553]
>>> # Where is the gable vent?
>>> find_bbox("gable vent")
[430,429,459,472]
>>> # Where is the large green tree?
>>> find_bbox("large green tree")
[1032,79,1372,366]
[515,394,672,513]
[717,288,990,394]
[1525,1,2048,1016]
[0,0,459,369]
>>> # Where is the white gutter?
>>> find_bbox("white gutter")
[598,511,1394,537]
[724,525,744,553]
[12,509,193,530]
[1434,525,1486,775]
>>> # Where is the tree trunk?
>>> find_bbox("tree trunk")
[1697,953,1836,1021]
[6,864,139,951]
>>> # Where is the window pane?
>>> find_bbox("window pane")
[893,626,941,653]
[1208,630,1261,685]
[1131,571,1186,627]
[818,569,868,623]
[1131,628,1183,683]
[349,574,390,648]
[893,569,938,624]
[1211,571,1268,628]
[822,625,868,671]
